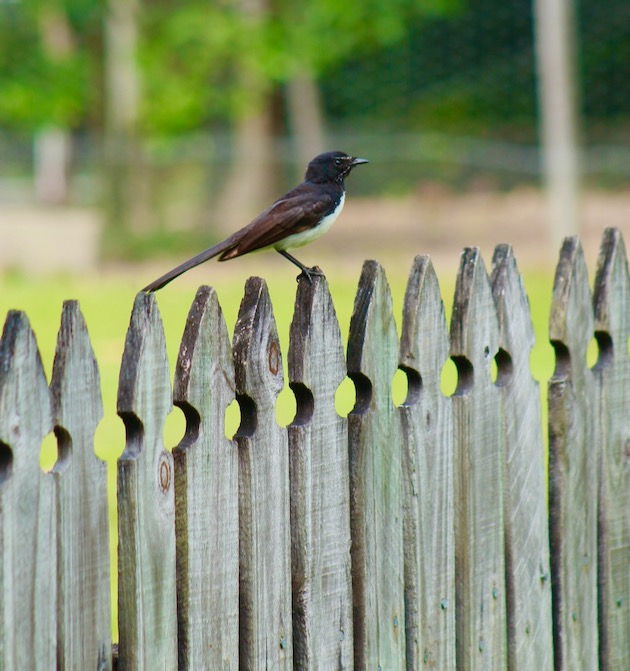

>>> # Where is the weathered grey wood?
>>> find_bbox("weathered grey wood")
[490,246,554,670]
[399,255,455,670]
[50,301,112,671]
[288,275,353,669]
[347,260,405,670]
[450,248,507,670]
[548,237,598,670]
[592,228,630,671]
[0,311,56,670]
[173,286,239,671]
[117,292,177,671]
[233,277,293,670]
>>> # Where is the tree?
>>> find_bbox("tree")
[0,0,100,203]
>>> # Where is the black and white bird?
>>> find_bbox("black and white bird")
[141,151,368,292]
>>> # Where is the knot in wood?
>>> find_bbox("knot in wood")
[268,339,280,376]
[158,453,171,493]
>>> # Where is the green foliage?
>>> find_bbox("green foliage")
[0,0,100,130]
[138,0,461,132]
[275,0,461,74]
[140,4,245,132]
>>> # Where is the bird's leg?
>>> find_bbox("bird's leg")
[277,250,324,284]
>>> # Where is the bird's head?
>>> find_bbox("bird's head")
[305,151,369,184]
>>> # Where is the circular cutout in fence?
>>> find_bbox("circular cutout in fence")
[0,441,13,484]
[492,348,513,387]
[451,356,474,396]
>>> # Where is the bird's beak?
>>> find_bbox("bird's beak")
[351,157,369,166]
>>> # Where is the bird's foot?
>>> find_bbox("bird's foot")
[296,266,325,284]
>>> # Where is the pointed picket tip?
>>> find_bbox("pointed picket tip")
[593,227,630,343]
[174,285,234,412]
[233,276,284,403]
[549,237,593,359]
[450,247,499,370]
[491,244,535,369]
[0,310,52,465]
[117,291,171,425]
[289,273,345,399]
[400,255,449,376]
[347,259,398,394]
[50,300,104,443]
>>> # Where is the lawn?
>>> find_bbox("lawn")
[0,255,560,638]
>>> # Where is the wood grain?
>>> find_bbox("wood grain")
[288,274,353,669]
[399,255,455,670]
[348,260,405,670]
[51,301,112,670]
[490,246,553,670]
[450,248,507,670]
[233,277,293,670]
[173,286,239,670]
[0,311,56,670]
[116,292,177,670]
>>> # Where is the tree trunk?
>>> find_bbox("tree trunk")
[104,0,147,239]
[214,0,278,233]
[36,4,74,204]
[215,105,278,233]
[34,127,72,205]
[285,73,327,174]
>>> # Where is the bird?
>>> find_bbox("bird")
[141,150,369,292]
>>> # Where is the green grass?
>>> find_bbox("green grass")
[0,259,559,639]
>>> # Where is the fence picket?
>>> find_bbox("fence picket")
[116,293,177,670]
[288,275,353,669]
[233,277,293,670]
[0,311,56,670]
[50,301,111,670]
[490,246,554,670]
[173,285,239,670]
[548,237,598,670]
[450,248,507,670]
[347,260,405,670]
[399,255,455,670]
[592,228,630,670]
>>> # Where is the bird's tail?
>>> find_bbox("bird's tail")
[141,237,236,292]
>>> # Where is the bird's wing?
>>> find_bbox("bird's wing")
[219,191,334,260]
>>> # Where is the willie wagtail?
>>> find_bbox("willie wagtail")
[142,150,368,292]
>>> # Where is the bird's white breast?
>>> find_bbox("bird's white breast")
[274,193,345,251]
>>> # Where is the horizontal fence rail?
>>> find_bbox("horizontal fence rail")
[0,228,628,670]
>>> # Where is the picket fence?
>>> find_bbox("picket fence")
[0,228,628,671]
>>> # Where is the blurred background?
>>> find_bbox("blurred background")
[1,0,628,275]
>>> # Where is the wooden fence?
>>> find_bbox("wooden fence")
[0,228,628,671]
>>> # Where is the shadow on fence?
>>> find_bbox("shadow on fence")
[0,229,628,670]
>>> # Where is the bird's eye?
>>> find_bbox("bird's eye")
[334,158,342,166]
